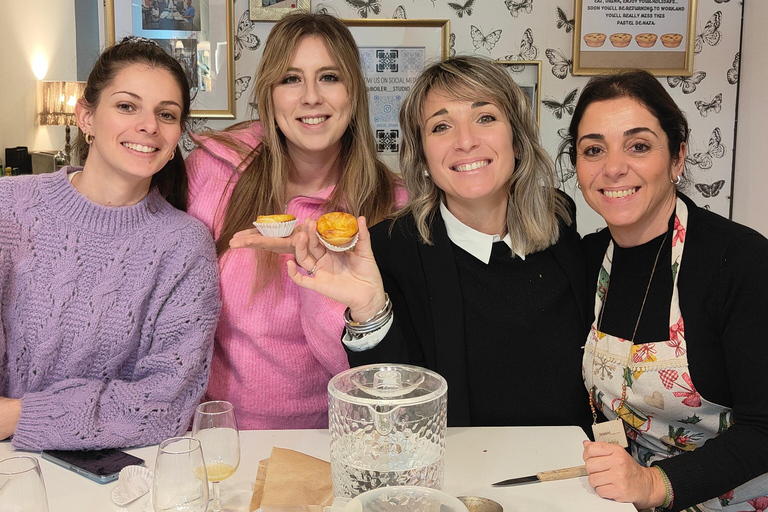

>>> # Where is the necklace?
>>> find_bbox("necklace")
[589,230,669,425]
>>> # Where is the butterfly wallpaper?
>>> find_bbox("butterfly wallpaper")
[190,0,743,232]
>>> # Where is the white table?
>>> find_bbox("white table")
[1,427,634,512]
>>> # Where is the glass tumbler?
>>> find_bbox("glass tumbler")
[0,455,50,512]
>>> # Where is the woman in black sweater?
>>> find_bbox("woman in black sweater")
[560,70,768,511]
[287,56,592,431]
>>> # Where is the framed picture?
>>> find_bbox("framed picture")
[106,0,236,118]
[495,60,542,126]
[249,0,310,22]
[344,19,450,172]
[573,0,697,76]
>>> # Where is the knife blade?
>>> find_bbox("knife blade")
[492,464,588,486]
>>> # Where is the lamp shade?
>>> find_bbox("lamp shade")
[39,81,86,126]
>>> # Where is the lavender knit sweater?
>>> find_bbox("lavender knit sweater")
[0,168,221,451]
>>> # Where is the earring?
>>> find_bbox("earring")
[423,169,430,178]
[671,174,682,185]
[576,182,582,190]
[84,133,93,145]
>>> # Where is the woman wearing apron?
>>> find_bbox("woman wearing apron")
[560,70,768,511]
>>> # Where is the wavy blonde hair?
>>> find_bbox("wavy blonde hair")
[213,13,396,288]
[398,55,570,253]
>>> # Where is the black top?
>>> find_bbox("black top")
[582,193,768,511]
[348,192,592,433]
[457,240,588,428]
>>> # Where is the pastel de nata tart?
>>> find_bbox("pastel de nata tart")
[661,33,683,48]
[256,214,296,223]
[635,33,658,48]
[583,33,606,48]
[252,213,297,237]
[609,33,632,48]
[316,212,359,251]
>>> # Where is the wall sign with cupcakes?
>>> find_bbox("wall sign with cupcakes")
[573,0,697,76]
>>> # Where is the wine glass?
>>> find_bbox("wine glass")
[192,400,240,512]
[153,437,209,512]
[0,455,50,512]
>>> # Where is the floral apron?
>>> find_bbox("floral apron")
[583,198,768,511]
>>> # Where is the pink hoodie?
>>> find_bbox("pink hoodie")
[185,122,405,429]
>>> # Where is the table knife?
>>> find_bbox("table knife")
[492,464,588,486]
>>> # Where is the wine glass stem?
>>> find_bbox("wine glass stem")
[211,481,221,512]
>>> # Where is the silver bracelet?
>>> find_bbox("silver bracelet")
[344,294,392,336]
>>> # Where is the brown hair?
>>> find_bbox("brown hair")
[75,36,191,210]
[213,12,396,288]
[557,69,689,185]
[398,55,570,253]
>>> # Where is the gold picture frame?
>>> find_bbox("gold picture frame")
[106,0,236,118]
[573,0,697,76]
[249,0,310,22]
[495,60,542,126]
[342,18,450,172]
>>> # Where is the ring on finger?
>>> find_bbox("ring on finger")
[306,262,318,276]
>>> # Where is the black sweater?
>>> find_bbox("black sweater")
[348,196,592,432]
[582,193,768,511]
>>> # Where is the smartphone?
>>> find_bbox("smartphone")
[41,448,145,484]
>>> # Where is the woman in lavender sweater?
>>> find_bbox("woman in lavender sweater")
[0,37,221,451]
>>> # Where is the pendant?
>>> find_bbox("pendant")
[592,418,629,447]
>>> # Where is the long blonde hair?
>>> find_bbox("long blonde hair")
[214,13,396,288]
[398,55,570,254]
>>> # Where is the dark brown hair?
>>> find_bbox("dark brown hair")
[558,69,689,173]
[75,37,191,210]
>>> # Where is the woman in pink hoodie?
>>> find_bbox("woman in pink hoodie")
[185,13,404,429]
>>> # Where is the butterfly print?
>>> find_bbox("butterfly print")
[685,127,726,170]
[542,88,578,120]
[392,5,407,19]
[316,6,330,14]
[180,118,208,153]
[695,93,722,117]
[503,29,537,73]
[667,71,706,94]
[694,11,721,54]
[449,32,456,58]
[470,25,502,54]
[714,0,730,3]
[448,0,473,18]
[556,6,574,33]
[505,0,533,18]
[695,180,725,198]
[345,0,381,18]
[556,128,576,184]
[727,53,739,85]
[505,28,538,62]
[234,10,260,61]
[545,48,571,80]
[235,75,252,100]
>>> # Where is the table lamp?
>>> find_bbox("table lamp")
[39,81,86,165]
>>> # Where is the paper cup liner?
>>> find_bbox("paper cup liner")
[252,219,297,238]
[111,465,153,506]
[318,232,358,252]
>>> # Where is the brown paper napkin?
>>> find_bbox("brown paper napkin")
[249,447,334,512]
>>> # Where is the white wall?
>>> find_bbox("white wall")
[731,0,768,236]
[0,0,78,164]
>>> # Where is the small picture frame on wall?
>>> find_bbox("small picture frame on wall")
[106,0,235,118]
[495,60,542,126]
[249,0,310,22]
[573,0,697,76]
[343,18,450,172]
